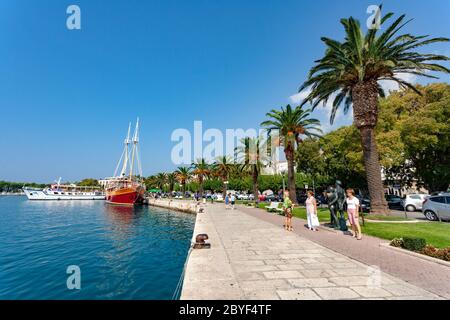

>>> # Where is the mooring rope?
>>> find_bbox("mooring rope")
[172,242,194,300]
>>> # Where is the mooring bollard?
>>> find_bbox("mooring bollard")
[193,234,210,249]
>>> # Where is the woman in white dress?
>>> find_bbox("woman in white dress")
[305,191,319,231]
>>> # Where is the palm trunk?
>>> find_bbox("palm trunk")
[285,147,297,204]
[199,176,204,198]
[359,127,389,214]
[252,165,259,204]
[222,179,227,200]
[353,80,389,215]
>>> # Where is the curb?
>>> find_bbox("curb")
[380,243,450,268]
[364,219,425,224]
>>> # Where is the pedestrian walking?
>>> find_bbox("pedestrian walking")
[346,188,362,240]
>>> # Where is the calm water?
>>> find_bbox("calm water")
[0,196,195,299]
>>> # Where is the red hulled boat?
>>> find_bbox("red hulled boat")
[104,119,146,206]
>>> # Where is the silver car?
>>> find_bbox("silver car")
[422,194,450,221]
[402,194,428,212]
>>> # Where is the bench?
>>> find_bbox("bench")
[265,202,283,214]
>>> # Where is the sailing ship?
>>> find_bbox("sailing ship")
[23,178,105,200]
[104,119,146,205]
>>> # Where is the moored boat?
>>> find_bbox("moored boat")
[104,119,146,206]
[23,178,105,201]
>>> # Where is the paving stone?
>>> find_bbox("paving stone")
[263,270,303,279]
[301,269,338,278]
[243,289,281,300]
[234,260,265,266]
[277,264,306,271]
[383,284,437,297]
[350,286,393,298]
[240,279,291,290]
[288,278,336,288]
[233,265,279,272]
[277,288,322,300]
[313,287,360,300]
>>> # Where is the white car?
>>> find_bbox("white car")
[237,194,249,200]
[401,194,428,212]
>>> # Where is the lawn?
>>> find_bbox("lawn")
[363,215,412,221]
[361,222,450,248]
[257,202,331,222]
[256,202,450,248]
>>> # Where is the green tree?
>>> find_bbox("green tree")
[155,173,167,190]
[77,178,99,187]
[191,158,211,198]
[167,173,177,194]
[261,104,321,203]
[299,9,449,213]
[174,166,192,194]
[235,136,270,203]
[400,84,450,191]
[212,156,234,199]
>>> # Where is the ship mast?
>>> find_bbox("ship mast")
[114,122,131,177]
[129,118,141,179]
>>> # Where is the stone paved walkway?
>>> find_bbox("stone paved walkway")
[240,205,450,299]
[180,203,445,300]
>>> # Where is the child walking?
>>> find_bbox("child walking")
[283,191,294,231]
[346,189,362,240]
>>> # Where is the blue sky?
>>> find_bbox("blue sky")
[1,0,449,183]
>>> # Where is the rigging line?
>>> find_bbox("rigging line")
[113,147,125,177]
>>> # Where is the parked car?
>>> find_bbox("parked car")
[422,195,450,221]
[264,194,281,202]
[385,194,403,209]
[355,195,371,213]
[237,193,250,200]
[401,194,428,212]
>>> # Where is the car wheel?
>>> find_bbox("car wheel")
[424,210,438,221]
[405,204,416,212]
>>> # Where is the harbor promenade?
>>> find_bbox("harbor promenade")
[149,200,447,300]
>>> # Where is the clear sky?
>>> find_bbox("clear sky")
[1,0,449,183]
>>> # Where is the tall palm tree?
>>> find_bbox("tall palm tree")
[212,156,234,199]
[191,158,210,198]
[261,105,322,203]
[174,166,191,195]
[299,9,449,214]
[235,136,268,204]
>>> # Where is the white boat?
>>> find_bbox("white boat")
[23,178,105,201]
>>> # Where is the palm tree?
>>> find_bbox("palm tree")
[191,158,210,198]
[261,105,322,203]
[212,156,234,199]
[167,173,177,195]
[174,166,191,195]
[235,136,268,204]
[299,9,449,214]
[155,172,167,191]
